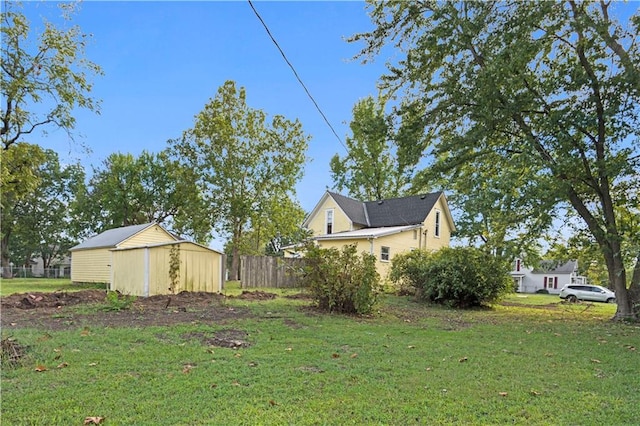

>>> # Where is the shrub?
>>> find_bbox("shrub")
[301,243,380,314]
[536,289,550,294]
[390,247,512,308]
[100,291,136,312]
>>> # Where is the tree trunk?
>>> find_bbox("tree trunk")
[602,241,634,321]
[1,232,12,279]
[628,253,640,315]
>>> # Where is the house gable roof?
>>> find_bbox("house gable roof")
[314,224,422,240]
[70,223,170,251]
[327,192,368,226]
[304,190,455,232]
[532,260,578,274]
[364,192,443,227]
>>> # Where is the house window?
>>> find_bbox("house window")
[381,246,390,262]
[516,259,521,272]
[325,209,334,234]
[434,211,441,237]
[544,276,557,289]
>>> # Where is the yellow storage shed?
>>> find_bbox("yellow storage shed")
[110,241,225,297]
[70,223,178,284]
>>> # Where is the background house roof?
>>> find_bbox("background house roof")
[532,260,577,274]
[70,223,157,251]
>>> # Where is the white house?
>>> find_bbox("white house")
[511,259,587,294]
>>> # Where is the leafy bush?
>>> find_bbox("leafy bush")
[390,247,512,308]
[301,243,380,314]
[100,291,136,312]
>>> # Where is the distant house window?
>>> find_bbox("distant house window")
[326,209,334,234]
[381,246,390,262]
[544,276,557,289]
[434,211,441,237]
[516,259,521,272]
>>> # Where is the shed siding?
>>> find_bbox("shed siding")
[111,242,222,297]
[71,249,112,283]
[120,224,176,248]
[111,249,146,295]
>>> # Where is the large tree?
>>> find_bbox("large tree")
[352,1,640,320]
[330,95,419,200]
[0,142,45,277]
[74,150,209,242]
[9,149,84,273]
[1,1,102,150]
[171,80,310,280]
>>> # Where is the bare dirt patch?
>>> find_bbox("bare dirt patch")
[233,290,277,300]
[1,290,255,331]
[183,329,252,349]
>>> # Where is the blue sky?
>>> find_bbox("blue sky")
[16,1,640,251]
[19,1,389,221]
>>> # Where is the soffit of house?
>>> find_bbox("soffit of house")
[314,224,422,240]
[70,223,159,251]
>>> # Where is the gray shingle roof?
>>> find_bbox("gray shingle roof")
[70,223,156,251]
[328,192,443,227]
[327,192,368,226]
[532,260,577,274]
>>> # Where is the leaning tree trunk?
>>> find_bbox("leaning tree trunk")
[628,253,640,316]
[603,241,635,321]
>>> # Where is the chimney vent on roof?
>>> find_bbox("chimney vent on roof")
[377,200,383,205]
[420,194,426,199]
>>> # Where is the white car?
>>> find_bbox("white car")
[559,284,616,303]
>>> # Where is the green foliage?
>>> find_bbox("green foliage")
[390,247,511,308]
[330,95,417,200]
[168,244,180,293]
[74,150,209,242]
[100,291,135,312]
[352,1,640,319]
[1,2,103,149]
[301,244,380,314]
[170,80,310,279]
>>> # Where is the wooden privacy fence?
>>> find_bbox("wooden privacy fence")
[240,256,306,288]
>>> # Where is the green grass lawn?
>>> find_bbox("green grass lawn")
[2,291,638,425]
[0,278,106,296]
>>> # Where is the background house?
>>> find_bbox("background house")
[511,259,586,294]
[70,223,178,284]
[296,191,455,278]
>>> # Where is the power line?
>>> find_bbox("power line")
[247,0,347,152]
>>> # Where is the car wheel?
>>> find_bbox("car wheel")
[606,298,616,304]
[567,295,578,303]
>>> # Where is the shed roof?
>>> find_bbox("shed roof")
[70,223,158,251]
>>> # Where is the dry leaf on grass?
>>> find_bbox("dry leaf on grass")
[499,392,508,397]
[269,400,278,406]
[459,357,468,363]
[34,365,47,372]
[83,416,104,425]
[530,390,541,396]
[350,353,358,358]
[332,353,340,358]
[57,362,69,369]
[591,359,601,363]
